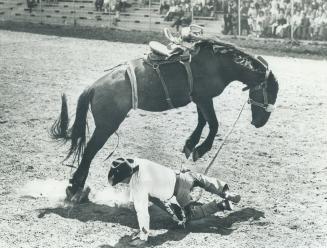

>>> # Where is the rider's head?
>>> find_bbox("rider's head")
[108,158,138,186]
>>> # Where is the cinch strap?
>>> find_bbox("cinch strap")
[126,61,138,109]
[152,58,194,109]
[154,64,175,109]
[180,61,194,102]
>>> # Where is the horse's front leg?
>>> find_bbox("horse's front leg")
[183,106,206,158]
[192,99,218,161]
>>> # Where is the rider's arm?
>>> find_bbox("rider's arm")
[130,178,150,241]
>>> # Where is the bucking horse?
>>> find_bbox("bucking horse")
[50,28,279,202]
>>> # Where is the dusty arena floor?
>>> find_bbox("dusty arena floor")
[0,30,327,248]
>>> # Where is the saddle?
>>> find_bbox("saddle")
[148,41,191,62]
[144,27,206,109]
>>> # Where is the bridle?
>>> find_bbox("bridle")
[246,62,275,113]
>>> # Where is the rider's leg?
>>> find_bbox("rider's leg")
[190,172,241,203]
[185,199,233,221]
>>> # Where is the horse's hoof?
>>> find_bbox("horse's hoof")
[192,150,200,161]
[182,146,192,159]
[65,186,76,202]
[192,147,207,161]
[72,186,90,204]
[67,186,91,204]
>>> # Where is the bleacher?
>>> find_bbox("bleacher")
[0,0,25,20]
[0,0,222,33]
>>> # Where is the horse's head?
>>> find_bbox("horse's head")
[230,53,279,128]
[247,70,279,128]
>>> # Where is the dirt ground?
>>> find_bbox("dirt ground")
[0,30,327,248]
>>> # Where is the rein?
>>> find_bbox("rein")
[203,100,247,176]
[193,101,247,201]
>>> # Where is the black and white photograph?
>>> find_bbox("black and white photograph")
[0,0,326,247]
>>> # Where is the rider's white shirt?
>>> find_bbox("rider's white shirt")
[129,158,176,240]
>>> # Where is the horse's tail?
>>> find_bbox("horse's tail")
[50,94,70,141]
[50,88,94,163]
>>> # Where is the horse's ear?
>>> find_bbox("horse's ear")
[127,158,134,164]
[256,56,268,68]
[242,86,250,91]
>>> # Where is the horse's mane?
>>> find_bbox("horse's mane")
[193,38,267,75]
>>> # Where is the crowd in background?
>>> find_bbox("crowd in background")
[161,0,192,30]
[160,0,327,40]
[94,0,130,13]
[223,0,327,40]
[161,0,223,17]
[26,0,327,40]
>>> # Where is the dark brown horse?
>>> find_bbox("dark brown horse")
[51,40,279,201]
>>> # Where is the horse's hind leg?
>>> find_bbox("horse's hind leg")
[67,120,125,202]
[192,99,218,162]
[183,106,206,159]
[68,127,111,192]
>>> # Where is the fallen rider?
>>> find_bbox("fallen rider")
[108,157,241,246]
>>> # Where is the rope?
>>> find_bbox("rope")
[104,132,120,161]
[193,100,247,201]
[204,100,247,176]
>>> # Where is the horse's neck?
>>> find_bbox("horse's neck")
[232,68,264,88]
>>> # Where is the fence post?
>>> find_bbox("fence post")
[149,0,152,32]
[238,0,241,36]
[40,0,43,24]
[73,0,76,26]
[291,0,294,41]
[191,0,194,24]
[108,1,111,28]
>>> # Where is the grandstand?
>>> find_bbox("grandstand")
[0,0,223,33]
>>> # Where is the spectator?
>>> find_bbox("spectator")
[262,9,274,36]
[248,2,258,32]
[223,0,233,35]
[95,0,104,11]
[276,12,291,37]
[311,9,323,39]
[120,0,131,12]
[299,11,311,39]
[255,10,266,37]
[292,10,303,38]
[171,4,192,31]
[26,0,37,13]
[165,2,179,21]
[240,2,250,35]
[193,2,203,17]
[270,0,279,18]
[318,11,327,40]
[160,0,170,15]
[274,9,287,36]
[230,0,239,35]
